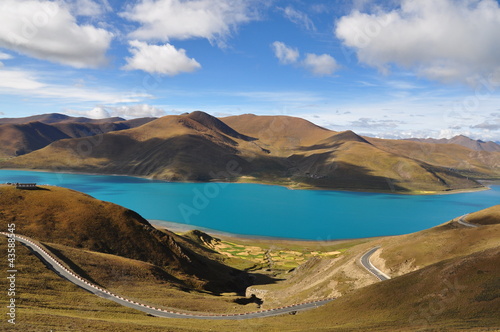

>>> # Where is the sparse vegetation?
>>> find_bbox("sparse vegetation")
[2,112,498,193]
[1,185,499,331]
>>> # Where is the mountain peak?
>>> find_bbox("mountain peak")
[185,111,256,141]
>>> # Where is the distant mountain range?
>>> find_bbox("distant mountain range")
[406,135,500,152]
[1,112,499,193]
[0,113,155,157]
[0,112,127,124]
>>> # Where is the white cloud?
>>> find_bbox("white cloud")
[0,69,46,90]
[279,6,316,31]
[70,104,166,119]
[271,41,338,76]
[0,51,12,67]
[121,0,259,45]
[302,53,339,76]
[82,106,110,118]
[106,104,166,118]
[271,41,300,65]
[335,0,500,84]
[0,0,113,68]
[122,40,201,76]
[349,117,404,129]
[0,68,151,103]
[0,51,12,60]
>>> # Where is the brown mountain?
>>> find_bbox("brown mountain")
[0,112,125,124]
[407,134,500,152]
[1,111,498,193]
[0,117,156,158]
[366,136,500,179]
[0,122,71,157]
[222,113,335,154]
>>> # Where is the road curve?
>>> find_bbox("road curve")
[456,214,478,228]
[360,246,391,281]
[0,232,334,320]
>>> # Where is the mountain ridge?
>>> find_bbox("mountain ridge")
[406,134,500,152]
[0,113,127,124]
[0,111,498,193]
[0,117,157,158]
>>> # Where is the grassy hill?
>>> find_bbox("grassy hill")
[1,112,499,193]
[1,208,498,331]
[0,185,250,293]
[465,205,500,225]
[373,210,500,277]
[243,205,500,308]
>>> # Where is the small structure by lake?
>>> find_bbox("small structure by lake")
[12,183,38,189]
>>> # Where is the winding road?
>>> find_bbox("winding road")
[1,232,334,320]
[360,246,391,281]
[360,213,482,280]
[456,214,478,228]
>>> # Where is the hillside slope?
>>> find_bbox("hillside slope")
[464,204,500,225]
[0,122,71,157]
[294,246,500,331]
[1,112,498,193]
[2,229,498,331]
[0,185,248,292]
[0,117,156,158]
[246,205,500,307]
[367,137,500,179]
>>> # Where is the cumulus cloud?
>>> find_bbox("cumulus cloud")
[71,104,166,119]
[271,41,338,76]
[122,40,201,76]
[335,0,500,83]
[106,104,166,118]
[0,0,113,68]
[121,0,259,45]
[271,41,300,65]
[279,6,316,31]
[302,53,339,76]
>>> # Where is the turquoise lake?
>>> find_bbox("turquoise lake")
[1,170,499,240]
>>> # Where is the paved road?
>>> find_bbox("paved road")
[456,214,478,228]
[360,246,391,281]
[360,213,481,281]
[1,232,334,320]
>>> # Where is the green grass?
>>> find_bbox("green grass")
[3,237,498,331]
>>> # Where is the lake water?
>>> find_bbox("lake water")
[1,170,498,240]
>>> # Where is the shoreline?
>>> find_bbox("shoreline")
[149,219,381,244]
[0,167,494,196]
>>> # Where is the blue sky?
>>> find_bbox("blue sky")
[0,0,499,141]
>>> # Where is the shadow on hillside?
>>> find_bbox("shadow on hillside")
[246,153,409,193]
[41,244,103,286]
[18,186,50,191]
